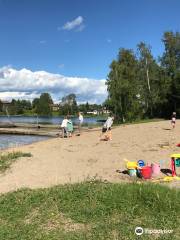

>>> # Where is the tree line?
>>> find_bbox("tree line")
[0,93,104,116]
[106,31,180,122]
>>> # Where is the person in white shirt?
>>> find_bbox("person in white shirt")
[61,116,69,138]
[171,112,176,129]
[100,115,114,141]
[78,112,83,136]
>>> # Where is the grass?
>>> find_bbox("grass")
[0,152,32,173]
[0,181,179,240]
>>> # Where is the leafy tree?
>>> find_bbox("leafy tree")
[1,99,32,115]
[32,98,40,112]
[6,99,18,115]
[78,104,86,113]
[60,93,78,115]
[15,100,24,114]
[20,100,32,110]
[161,31,180,115]
[137,42,170,117]
[85,102,89,112]
[0,100,3,112]
[106,49,140,122]
[36,93,53,116]
[103,98,113,112]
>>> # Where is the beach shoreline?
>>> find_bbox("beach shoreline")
[0,120,180,194]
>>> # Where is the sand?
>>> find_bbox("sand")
[0,120,180,194]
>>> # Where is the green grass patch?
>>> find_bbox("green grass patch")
[0,182,179,239]
[0,152,32,173]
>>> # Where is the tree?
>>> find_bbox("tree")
[32,98,40,111]
[103,98,113,112]
[161,31,180,115]
[78,104,85,113]
[137,42,170,117]
[20,100,32,110]
[6,99,18,115]
[106,49,141,122]
[36,93,53,116]
[60,93,78,115]
[15,100,24,114]
[0,100,3,112]
[106,36,174,121]
[85,102,89,112]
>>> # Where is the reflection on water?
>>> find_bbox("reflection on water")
[0,134,49,150]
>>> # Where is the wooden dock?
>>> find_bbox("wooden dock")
[0,127,58,137]
[0,123,96,137]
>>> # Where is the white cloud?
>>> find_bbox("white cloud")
[0,66,107,104]
[0,92,39,101]
[75,23,85,32]
[61,16,85,31]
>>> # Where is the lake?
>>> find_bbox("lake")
[0,134,49,150]
[0,116,106,149]
[0,115,105,126]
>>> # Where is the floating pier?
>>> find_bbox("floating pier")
[0,123,16,128]
[0,123,95,137]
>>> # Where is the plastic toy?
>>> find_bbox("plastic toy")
[137,160,145,167]
[151,163,160,176]
[170,153,180,177]
[128,169,137,177]
[140,166,152,179]
[126,161,137,169]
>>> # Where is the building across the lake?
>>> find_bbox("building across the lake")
[0,100,11,112]
[86,109,110,115]
[50,103,60,112]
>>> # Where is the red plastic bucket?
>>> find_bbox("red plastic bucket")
[140,166,152,179]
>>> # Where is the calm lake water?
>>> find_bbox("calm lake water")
[0,134,49,150]
[0,115,105,125]
[0,116,105,149]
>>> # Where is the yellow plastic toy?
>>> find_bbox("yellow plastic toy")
[126,161,137,169]
[163,176,180,182]
[124,159,137,170]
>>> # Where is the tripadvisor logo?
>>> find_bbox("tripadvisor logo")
[135,227,144,236]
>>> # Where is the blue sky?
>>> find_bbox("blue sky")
[0,0,180,103]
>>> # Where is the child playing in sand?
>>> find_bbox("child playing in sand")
[67,116,73,137]
[171,112,176,129]
[61,116,68,138]
[100,115,114,141]
[61,116,74,138]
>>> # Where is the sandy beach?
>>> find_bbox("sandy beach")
[0,120,180,194]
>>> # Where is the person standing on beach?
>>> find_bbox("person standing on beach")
[61,116,68,138]
[171,112,176,129]
[78,112,83,136]
[67,116,73,137]
[100,115,114,141]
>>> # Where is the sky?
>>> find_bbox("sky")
[0,0,180,103]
